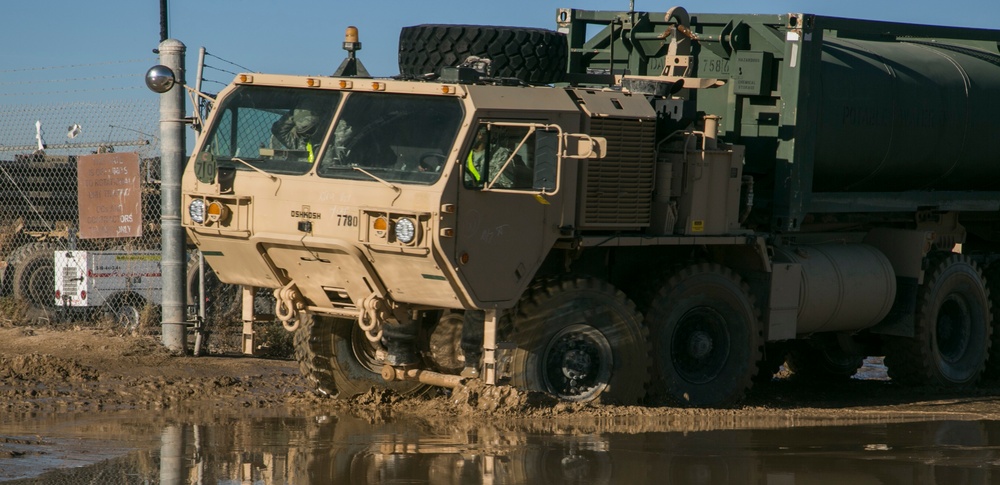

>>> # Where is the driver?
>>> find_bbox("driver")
[271,100,329,163]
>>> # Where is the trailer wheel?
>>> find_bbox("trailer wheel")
[398,24,567,84]
[11,242,59,309]
[293,314,433,398]
[509,276,650,404]
[885,253,991,387]
[983,264,1000,380]
[645,263,763,407]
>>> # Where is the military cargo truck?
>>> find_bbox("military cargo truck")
[172,6,1000,406]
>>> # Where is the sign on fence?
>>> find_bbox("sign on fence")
[77,152,142,239]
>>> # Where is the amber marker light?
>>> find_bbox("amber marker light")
[239,74,253,83]
[307,78,321,87]
[441,85,456,94]
[459,252,470,265]
[339,80,353,89]
[371,82,386,91]
[206,200,229,223]
[373,216,388,238]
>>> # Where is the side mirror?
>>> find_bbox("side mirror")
[533,131,559,191]
[145,65,177,93]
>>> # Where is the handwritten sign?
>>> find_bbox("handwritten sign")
[77,152,142,239]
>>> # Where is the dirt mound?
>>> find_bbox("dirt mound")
[0,353,100,382]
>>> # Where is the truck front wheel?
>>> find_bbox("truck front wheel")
[293,314,434,399]
[509,276,650,404]
[645,263,763,407]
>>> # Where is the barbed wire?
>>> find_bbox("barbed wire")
[0,74,142,87]
[204,64,241,77]
[0,58,157,74]
[206,52,254,73]
[0,86,146,97]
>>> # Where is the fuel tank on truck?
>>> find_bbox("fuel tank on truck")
[812,38,1000,192]
[772,243,896,335]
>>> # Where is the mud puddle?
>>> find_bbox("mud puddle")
[2,410,1000,484]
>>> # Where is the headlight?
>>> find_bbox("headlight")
[394,217,416,244]
[189,199,206,224]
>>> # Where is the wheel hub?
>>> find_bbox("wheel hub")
[543,324,613,401]
[687,331,714,359]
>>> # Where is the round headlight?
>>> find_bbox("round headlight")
[394,217,416,244]
[189,199,206,224]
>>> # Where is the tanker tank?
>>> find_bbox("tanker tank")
[812,38,1000,192]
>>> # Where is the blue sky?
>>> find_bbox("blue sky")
[2,0,1000,104]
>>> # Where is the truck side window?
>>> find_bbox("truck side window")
[464,124,534,190]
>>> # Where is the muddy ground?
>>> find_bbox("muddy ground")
[3,324,1000,431]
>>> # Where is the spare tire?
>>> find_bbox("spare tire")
[398,24,567,85]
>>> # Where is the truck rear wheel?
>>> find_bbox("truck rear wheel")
[398,25,567,84]
[509,276,650,404]
[645,263,763,407]
[11,242,59,309]
[885,253,991,387]
[293,314,433,398]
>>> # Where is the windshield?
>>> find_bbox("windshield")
[316,92,464,185]
[196,86,341,179]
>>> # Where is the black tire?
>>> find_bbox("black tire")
[293,314,433,398]
[187,255,243,325]
[983,263,1000,380]
[398,24,567,84]
[646,263,763,407]
[884,253,992,387]
[423,310,465,375]
[11,242,59,309]
[785,335,864,381]
[509,276,650,404]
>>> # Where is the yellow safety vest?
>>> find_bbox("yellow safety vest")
[466,150,481,182]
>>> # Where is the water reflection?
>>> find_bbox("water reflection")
[4,415,1000,484]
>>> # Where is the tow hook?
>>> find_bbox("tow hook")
[274,282,306,331]
[381,365,466,389]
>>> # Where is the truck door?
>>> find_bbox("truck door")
[454,121,564,305]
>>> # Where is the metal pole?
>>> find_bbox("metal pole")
[158,39,188,353]
[159,0,169,43]
[195,47,206,122]
[159,424,186,485]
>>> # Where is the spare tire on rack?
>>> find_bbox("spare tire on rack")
[398,24,568,85]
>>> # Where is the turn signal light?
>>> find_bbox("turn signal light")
[373,216,388,238]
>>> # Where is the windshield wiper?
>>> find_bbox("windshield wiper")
[229,157,277,182]
[352,166,400,195]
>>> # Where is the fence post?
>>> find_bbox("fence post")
[158,39,187,353]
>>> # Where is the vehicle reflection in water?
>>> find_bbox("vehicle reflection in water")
[6,415,1000,484]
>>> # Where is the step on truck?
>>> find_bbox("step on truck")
[155,6,1000,406]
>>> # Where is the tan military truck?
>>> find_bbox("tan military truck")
[174,6,1000,407]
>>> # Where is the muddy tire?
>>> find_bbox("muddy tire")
[646,263,763,407]
[398,24,567,84]
[423,310,465,375]
[785,336,864,381]
[293,314,433,398]
[885,253,991,387]
[509,276,650,404]
[11,242,59,309]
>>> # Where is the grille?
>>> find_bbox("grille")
[577,118,656,230]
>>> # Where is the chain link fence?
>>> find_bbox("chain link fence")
[0,57,264,352]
